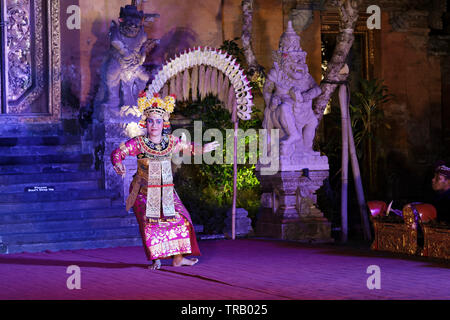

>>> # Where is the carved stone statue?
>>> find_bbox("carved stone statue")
[256,21,331,243]
[99,5,159,108]
[88,4,160,201]
[263,21,321,158]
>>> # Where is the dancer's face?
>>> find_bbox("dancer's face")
[146,115,164,137]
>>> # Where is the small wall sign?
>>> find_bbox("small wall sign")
[25,186,55,192]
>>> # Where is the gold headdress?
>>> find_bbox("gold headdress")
[137,92,176,128]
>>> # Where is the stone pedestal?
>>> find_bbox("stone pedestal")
[256,156,333,243]
[223,208,254,238]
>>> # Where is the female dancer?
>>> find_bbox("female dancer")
[111,93,219,269]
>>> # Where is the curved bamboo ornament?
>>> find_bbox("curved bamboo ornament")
[204,66,212,95]
[222,77,230,110]
[227,86,235,114]
[169,76,176,96]
[199,65,206,100]
[217,72,224,102]
[182,69,190,101]
[146,47,253,121]
[210,68,217,96]
[175,72,183,101]
[191,65,199,100]
[162,83,169,98]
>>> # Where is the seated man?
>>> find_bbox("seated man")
[431,164,450,225]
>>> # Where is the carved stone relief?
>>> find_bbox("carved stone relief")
[1,0,61,122]
[5,0,33,101]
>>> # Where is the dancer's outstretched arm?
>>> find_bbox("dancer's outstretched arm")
[173,133,219,155]
[111,138,140,177]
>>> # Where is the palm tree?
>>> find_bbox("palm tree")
[350,78,392,196]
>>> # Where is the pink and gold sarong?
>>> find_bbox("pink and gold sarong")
[132,187,201,260]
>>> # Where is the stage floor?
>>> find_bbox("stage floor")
[0,238,449,300]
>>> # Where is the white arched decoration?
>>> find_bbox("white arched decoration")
[146,47,254,240]
[147,47,253,120]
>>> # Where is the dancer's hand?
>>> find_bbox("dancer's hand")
[203,141,220,153]
[179,132,190,150]
[114,163,126,178]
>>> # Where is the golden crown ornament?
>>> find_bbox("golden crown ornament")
[137,92,176,128]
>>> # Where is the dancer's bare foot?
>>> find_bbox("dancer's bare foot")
[148,259,161,270]
[172,255,199,267]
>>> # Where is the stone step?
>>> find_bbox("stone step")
[2,237,143,254]
[0,162,93,175]
[0,154,93,166]
[0,180,103,193]
[0,123,67,138]
[0,144,82,156]
[0,171,101,185]
[112,199,125,207]
[0,206,128,224]
[0,198,112,213]
[0,226,140,244]
[0,189,118,203]
[0,216,138,234]
[0,135,81,146]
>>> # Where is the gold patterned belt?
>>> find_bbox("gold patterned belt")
[134,165,175,195]
[139,183,174,196]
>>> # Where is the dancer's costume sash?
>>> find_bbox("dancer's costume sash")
[126,135,176,222]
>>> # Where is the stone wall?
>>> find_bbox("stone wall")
[223,0,284,72]
[377,9,444,201]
